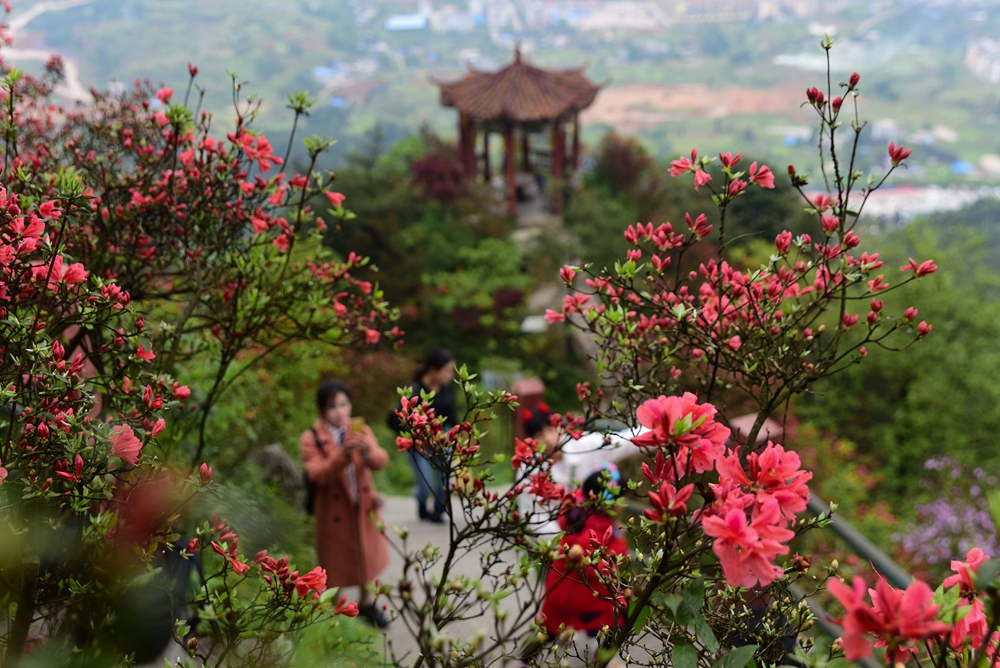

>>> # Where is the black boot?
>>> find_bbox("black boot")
[359,603,391,629]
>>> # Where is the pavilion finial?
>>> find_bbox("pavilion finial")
[514,43,522,62]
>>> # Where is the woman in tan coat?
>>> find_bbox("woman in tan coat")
[300,379,390,628]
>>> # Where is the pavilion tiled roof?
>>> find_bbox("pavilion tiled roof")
[434,51,601,123]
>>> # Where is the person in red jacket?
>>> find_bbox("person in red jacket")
[540,463,629,654]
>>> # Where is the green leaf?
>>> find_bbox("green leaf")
[975,558,1000,588]
[652,591,682,618]
[696,613,720,654]
[673,643,698,668]
[712,645,758,668]
[631,601,650,632]
[677,578,704,625]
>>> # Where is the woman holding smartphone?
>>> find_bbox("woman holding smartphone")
[300,378,390,628]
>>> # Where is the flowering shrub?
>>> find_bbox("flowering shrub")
[0,14,380,665]
[2,56,395,464]
[826,548,1000,667]
[382,42,953,668]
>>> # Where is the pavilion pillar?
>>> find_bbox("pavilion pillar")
[483,130,491,181]
[459,113,477,177]
[572,114,581,171]
[521,131,530,172]
[504,123,517,217]
[551,119,566,213]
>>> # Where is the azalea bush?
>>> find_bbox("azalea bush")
[381,41,971,668]
[0,12,383,665]
[6,57,395,466]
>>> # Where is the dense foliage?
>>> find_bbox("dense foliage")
[0,26,387,666]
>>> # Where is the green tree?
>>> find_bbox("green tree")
[797,221,1000,493]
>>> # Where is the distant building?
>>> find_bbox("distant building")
[385,14,428,30]
[966,38,1000,84]
[665,0,757,24]
[576,1,668,30]
[431,4,474,31]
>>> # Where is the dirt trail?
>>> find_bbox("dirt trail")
[5,0,93,102]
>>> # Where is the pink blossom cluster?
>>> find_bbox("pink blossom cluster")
[830,548,995,664]
[633,394,811,589]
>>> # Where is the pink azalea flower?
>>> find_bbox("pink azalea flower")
[900,257,938,277]
[326,191,346,207]
[644,482,694,521]
[544,309,566,323]
[701,500,792,588]
[944,547,990,591]
[951,598,988,649]
[668,149,698,177]
[828,576,950,663]
[110,425,143,465]
[295,566,328,598]
[511,438,536,469]
[718,151,742,168]
[631,394,730,476]
[749,162,775,188]
[335,595,360,617]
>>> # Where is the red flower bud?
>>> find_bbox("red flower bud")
[849,71,861,87]
[200,462,213,485]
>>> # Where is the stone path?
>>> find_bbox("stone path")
[375,494,530,666]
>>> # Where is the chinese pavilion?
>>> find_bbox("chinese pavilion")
[434,49,601,216]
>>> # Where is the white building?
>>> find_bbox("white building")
[966,39,1000,84]
[431,4,475,31]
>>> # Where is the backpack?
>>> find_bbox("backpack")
[303,428,320,515]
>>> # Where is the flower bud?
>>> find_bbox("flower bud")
[849,71,861,87]
[199,462,213,485]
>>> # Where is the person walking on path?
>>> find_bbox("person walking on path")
[301,379,391,628]
[390,348,457,523]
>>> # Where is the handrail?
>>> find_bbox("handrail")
[807,495,912,590]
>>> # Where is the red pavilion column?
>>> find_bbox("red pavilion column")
[459,113,477,177]
[551,118,566,213]
[521,131,531,172]
[572,114,581,171]
[504,123,517,217]
[483,130,491,181]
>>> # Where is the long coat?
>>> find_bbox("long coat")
[300,421,390,587]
